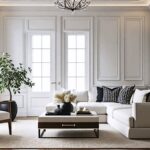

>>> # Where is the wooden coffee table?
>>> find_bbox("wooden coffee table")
[38,111,99,138]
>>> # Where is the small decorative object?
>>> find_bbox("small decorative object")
[0,53,34,121]
[61,102,73,115]
[54,105,62,115]
[54,92,76,115]
[79,107,84,111]
[77,107,91,115]
[54,0,91,12]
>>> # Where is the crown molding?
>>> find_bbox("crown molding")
[0,0,149,7]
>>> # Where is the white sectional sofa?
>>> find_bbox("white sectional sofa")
[46,88,150,139]
[77,102,150,139]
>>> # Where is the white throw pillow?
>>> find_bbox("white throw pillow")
[132,89,150,103]
[72,90,89,103]
[88,87,97,102]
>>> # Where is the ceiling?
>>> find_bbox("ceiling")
[0,0,149,7]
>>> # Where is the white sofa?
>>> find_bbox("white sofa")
[77,102,150,139]
[46,89,150,139]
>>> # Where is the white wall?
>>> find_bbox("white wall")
[0,8,150,116]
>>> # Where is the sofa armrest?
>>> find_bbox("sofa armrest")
[129,117,134,128]
[132,102,150,128]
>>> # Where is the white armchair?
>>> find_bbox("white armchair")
[0,101,12,135]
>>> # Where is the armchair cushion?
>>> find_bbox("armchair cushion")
[0,111,10,121]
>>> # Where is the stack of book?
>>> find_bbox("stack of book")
[76,108,91,115]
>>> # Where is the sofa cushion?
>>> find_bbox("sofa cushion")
[0,111,10,120]
[112,108,132,126]
[106,103,132,117]
[118,85,135,104]
[46,103,59,112]
[102,86,122,102]
[72,90,89,103]
[77,102,107,115]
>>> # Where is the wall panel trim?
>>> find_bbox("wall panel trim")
[124,17,144,81]
[96,16,121,81]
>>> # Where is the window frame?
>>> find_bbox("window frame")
[27,31,55,94]
[64,32,89,91]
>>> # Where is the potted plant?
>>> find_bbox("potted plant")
[0,53,34,121]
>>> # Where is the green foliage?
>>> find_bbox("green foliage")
[0,53,34,101]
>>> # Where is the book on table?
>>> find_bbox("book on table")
[76,110,91,115]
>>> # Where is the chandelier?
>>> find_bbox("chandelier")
[54,0,91,11]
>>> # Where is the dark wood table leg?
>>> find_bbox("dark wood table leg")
[41,129,46,137]
[38,129,41,138]
[8,120,12,135]
[94,128,99,138]
[39,129,46,138]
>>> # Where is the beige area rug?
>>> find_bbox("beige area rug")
[0,118,150,149]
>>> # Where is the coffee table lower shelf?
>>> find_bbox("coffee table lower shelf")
[38,122,99,138]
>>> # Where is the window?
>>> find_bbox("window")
[66,34,88,91]
[31,34,51,92]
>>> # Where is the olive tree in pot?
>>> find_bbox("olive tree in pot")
[0,53,34,121]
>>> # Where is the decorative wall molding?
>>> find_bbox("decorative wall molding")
[31,97,50,108]
[124,17,144,81]
[28,17,56,30]
[3,17,25,65]
[63,17,92,32]
[96,16,121,81]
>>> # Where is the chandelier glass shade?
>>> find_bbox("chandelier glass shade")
[54,0,91,11]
